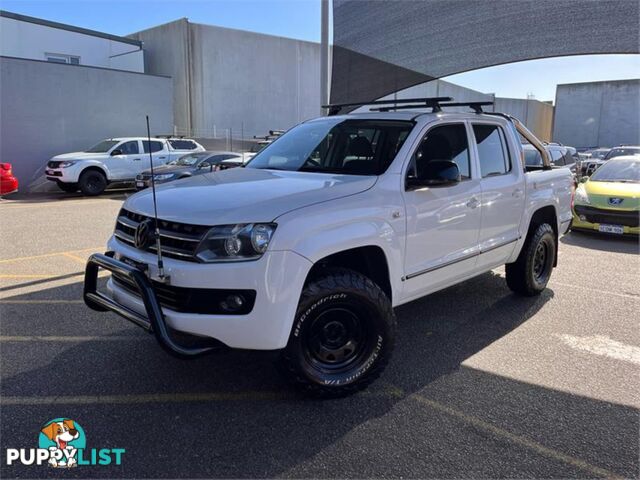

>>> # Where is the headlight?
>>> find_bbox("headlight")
[195,223,276,262]
[574,186,590,205]
[59,161,77,168]
[154,173,175,181]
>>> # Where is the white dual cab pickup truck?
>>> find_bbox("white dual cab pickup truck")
[46,137,204,195]
[83,102,573,397]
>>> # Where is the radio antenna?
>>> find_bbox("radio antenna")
[146,115,166,280]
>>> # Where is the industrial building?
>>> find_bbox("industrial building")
[129,18,322,141]
[0,10,144,72]
[553,79,640,149]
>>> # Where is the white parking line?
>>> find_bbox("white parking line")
[556,334,640,366]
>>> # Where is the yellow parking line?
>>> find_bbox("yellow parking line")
[0,247,101,264]
[0,274,59,279]
[0,335,144,342]
[410,393,622,480]
[62,252,90,265]
[0,300,83,304]
[0,391,288,405]
[0,199,116,210]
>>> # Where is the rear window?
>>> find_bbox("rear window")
[143,140,164,153]
[473,124,511,177]
[169,140,198,150]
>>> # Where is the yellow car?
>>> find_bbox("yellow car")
[572,156,640,236]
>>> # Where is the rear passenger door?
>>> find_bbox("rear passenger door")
[472,123,525,267]
[142,140,169,166]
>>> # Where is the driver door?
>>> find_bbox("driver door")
[402,122,482,300]
[105,140,143,180]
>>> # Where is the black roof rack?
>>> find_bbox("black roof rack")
[155,134,186,139]
[372,100,494,114]
[323,97,452,116]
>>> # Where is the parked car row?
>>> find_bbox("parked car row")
[134,151,253,190]
[579,145,640,176]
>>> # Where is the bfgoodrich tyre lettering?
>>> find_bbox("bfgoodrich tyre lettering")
[279,269,396,398]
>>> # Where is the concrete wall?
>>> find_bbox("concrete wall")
[0,57,173,190]
[493,97,554,142]
[0,15,144,72]
[361,81,554,141]
[553,79,640,149]
[130,19,321,139]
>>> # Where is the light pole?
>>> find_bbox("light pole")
[320,0,329,115]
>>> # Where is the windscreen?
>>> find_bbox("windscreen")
[168,153,208,166]
[85,140,118,153]
[246,119,414,175]
[604,147,640,160]
[590,159,640,183]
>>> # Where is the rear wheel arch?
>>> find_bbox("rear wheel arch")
[525,205,558,266]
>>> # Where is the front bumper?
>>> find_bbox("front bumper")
[45,164,82,183]
[571,210,639,236]
[84,237,312,352]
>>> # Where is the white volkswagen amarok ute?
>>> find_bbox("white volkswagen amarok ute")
[84,98,573,397]
[46,137,204,195]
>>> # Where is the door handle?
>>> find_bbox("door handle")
[466,197,479,209]
[512,188,524,198]
[133,158,141,161]
[158,156,167,160]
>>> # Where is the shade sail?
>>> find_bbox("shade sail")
[331,0,640,107]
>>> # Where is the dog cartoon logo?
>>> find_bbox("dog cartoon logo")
[38,418,86,468]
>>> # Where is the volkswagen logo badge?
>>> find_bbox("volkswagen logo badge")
[608,197,624,206]
[134,219,154,249]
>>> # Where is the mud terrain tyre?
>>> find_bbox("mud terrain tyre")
[279,268,396,398]
[506,223,556,296]
[78,170,107,196]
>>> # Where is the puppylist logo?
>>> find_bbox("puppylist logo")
[5,418,125,468]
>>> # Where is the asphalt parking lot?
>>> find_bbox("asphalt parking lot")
[0,192,638,479]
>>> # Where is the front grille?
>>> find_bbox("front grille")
[112,274,256,315]
[114,209,209,261]
[47,161,62,168]
[574,205,639,227]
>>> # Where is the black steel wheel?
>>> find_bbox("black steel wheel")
[279,268,395,398]
[78,170,107,196]
[506,223,556,296]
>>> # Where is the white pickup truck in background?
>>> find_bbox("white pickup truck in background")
[84,99,573,397]
[46,137,205,195]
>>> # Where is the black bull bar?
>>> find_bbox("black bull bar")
[83,252,216,357]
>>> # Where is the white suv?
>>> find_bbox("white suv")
[46,137,205,195]
[84,100,573,397]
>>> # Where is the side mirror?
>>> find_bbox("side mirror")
[407,160,461,190]
[110,149,123,156]
[199,162,211,170]
[579,176,589,183]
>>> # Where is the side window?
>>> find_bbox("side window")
[118,141,139,155]
[562,151,575,165]
[412,124,471,180]
[142,141,164,153]
[473,124,511,177]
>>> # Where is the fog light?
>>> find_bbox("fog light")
[220,294,245,312]
[579,215,587,221]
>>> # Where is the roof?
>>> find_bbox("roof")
[0,10,142,47]
[306,111,510,123]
